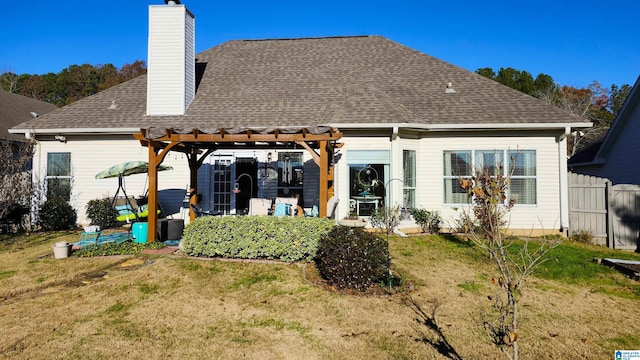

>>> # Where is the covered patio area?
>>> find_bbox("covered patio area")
[134,126,343,242]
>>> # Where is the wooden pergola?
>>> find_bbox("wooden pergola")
[134,127,343,242]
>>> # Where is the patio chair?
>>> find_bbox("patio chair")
[274,197,300,217]
[249,198,272,216]
[327,196,339,219]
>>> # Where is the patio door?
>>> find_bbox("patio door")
[234,158,258,215]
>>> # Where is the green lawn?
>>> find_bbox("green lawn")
[0,230,638,359]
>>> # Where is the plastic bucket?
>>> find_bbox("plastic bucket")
[131,222,149,244]
[53,242,70,259]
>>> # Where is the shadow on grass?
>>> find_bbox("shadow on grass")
[403,295,463,360]
[439,233,474,247]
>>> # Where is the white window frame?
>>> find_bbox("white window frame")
[443,149,537,206]
[402,149,416,209]
[443,150,472,205]
[45,152,71,201]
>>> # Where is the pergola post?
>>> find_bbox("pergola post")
[142,139,182,243]
[318,140,329,217]
[188,152,198,223]
[147,145,159,242]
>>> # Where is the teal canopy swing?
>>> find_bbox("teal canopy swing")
[95,161,173,222]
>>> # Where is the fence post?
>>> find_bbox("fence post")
[606,180,614,249]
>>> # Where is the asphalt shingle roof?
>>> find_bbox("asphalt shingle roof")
[1,90,57,140]
[12,36,586,134]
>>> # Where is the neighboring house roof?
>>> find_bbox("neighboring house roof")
[569,75,640,166]
[11,36,589,136]
[0,90,57,141]
[567,136,604,165]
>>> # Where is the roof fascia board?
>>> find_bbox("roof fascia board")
[331,122,593,131]
[11,121,594,136]
[569,158,606,167]
[9,128,141,136]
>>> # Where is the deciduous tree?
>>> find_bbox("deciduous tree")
[459,158,559,360]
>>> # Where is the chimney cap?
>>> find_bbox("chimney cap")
[164,0,181,4]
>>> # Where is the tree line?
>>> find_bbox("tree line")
[0,61,147,107]
[476,67,632,154]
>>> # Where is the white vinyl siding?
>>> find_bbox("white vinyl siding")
[336,132,562,231]
[33,130,564,233]
[147,4,195,116]
[424,133,559,231]
[34,136,191,225]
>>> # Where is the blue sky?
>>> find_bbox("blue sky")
[1,1,638,88]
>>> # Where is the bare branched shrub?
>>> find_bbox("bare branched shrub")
[369,205,400,235]
[0,138,35,230]
[459,159,559,360]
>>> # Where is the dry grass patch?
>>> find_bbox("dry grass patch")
[0,232,638,359]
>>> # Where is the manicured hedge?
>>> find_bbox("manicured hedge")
[181,216,335,262]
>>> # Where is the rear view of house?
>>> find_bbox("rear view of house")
[10,1,591,239]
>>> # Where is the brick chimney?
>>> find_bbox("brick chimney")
[147,1,195,116]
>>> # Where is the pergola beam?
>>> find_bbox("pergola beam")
[146,132,340,143]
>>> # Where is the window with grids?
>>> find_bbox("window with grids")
[402,150,416,209]
[443,150,536,205]
[443,150,472,204]
[211,157,233,214]
[46,152,71,201]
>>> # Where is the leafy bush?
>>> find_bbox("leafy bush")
[181,216,334,262]
[86,197,119,229]
[38,197,77,231]
[410,208,442,234]
[74,241,166,257]
[314,225,391,291]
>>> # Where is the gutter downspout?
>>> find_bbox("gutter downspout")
[30,138,41,230]
[558,127,570,235]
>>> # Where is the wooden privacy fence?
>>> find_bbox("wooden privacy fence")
[568,172,640,250]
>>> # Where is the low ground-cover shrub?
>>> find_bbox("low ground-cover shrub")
[181,216,334,262]
[314,225,391,291]
[74,240,166,257]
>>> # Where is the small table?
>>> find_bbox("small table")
[79,231,101,244]
[352,196,382,216]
